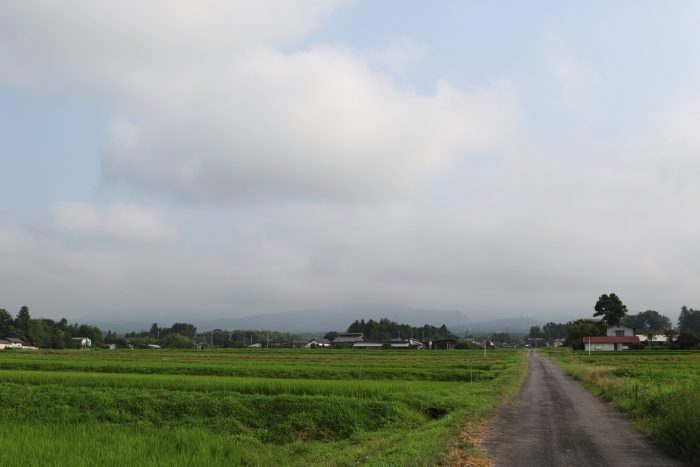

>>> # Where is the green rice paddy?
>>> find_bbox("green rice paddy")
[0,349,526,466]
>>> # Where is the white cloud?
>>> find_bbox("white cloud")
[102,54,520,201]
[0,0,520,203]
[365,36,430,77]
[53,202,176,243]
[652,97,700,188]
[550,55,602,116]
[5,2,699,323]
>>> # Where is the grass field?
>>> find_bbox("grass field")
[545,349,700,464]
[0,348,526,466]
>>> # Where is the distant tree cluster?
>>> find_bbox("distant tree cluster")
[623,310,672,332]
[564,319,606,349]
[678,306,700,337]
[125,323,296,348]
[490,332,520,346]
[125,322,199,348]
[528,322,568,341]
[0,305,102,348]
[200,329,296,348]
[345,318,454,341]
[525,292,699,350]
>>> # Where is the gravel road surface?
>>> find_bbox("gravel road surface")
[483,350,685,467]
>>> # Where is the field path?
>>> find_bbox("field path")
[482,350,685,467]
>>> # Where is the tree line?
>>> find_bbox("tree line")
[0,306,103,348]
[123,323,296,348]
[342,318,455,341]
[0,306,298,349]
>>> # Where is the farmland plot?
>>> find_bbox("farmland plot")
[0,349,525,466]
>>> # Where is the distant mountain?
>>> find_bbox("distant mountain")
[93,306,545,336]
[451,317,543,336]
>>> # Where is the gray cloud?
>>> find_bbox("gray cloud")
[1,2,699,325]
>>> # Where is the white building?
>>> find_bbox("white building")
[606,326,635,337]
[72,337,92,349]
[582,326,640,351]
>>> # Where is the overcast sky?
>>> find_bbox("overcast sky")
[1,1,699,325]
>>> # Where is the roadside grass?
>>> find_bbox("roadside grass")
[0,349,526,466]
[545,349,700,464]
[449,351,529,466]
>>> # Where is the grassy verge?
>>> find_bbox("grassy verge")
[544,349,700,464]
[448,349,529,466]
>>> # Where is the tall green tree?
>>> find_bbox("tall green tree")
[0,308,15,337]
[161,333,192,348]
[170,323,196,340]
[565,318,606,349]
[15,305,31,339]
[678,306,700,337]
[541,322,568,340]
[593,293,628,327]
[624,310,672,331]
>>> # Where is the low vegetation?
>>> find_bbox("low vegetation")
[0,348,525,466]
[545,349,700,464]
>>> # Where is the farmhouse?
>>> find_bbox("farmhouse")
[304,338,331,348]
[332,333,365,348]
[582,325,642,351]
[2,338,24,348]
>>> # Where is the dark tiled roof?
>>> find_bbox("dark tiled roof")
[333,333,364,343]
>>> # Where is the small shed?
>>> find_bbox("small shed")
[5,338,24,348]
[636,334,673,344]
[353,341,384,350]
[71,337,92,349]
[427,338,457,350]
[390,338,424,350]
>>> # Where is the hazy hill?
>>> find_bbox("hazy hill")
[95,306,543,336]
[195,306,470,334]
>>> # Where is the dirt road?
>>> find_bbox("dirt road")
[482,350,685,466]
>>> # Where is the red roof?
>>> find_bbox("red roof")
[582,336,640,343]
